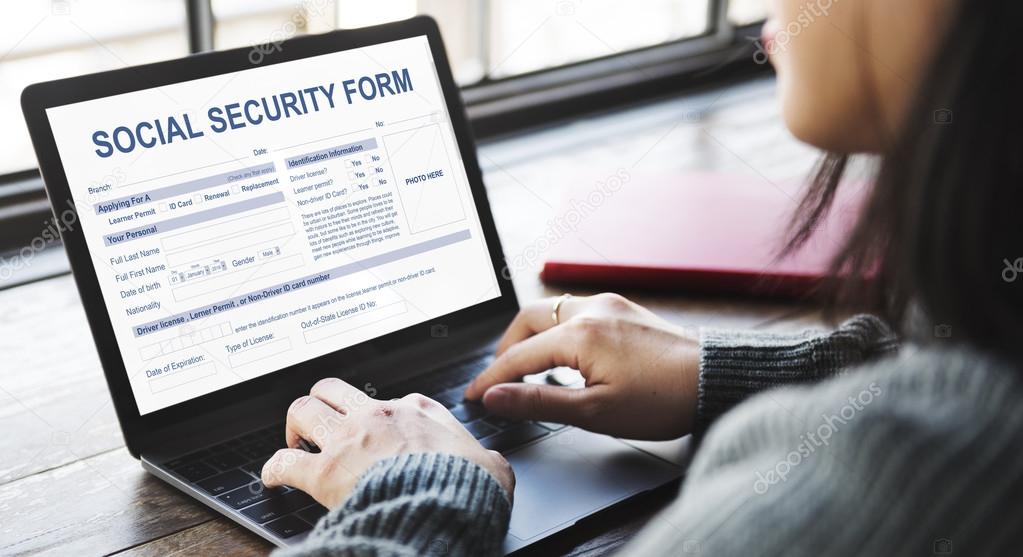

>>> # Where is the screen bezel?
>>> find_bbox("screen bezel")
[21,16,518,454]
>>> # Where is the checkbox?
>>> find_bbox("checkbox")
[344,159,354,168]
[158,203,167,213]
[231,185,240,194]
[192,194,203,205]
[347,171,357,181]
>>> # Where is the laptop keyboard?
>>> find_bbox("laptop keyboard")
[161,353,566,540]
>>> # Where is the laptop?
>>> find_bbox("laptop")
[21,16,683,553]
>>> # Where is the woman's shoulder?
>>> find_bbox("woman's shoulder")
[678,346,1023,555]
[819,344,1023,417]
[696,344,1023,477]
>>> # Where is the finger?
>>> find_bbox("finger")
[401,392,455,420]
[482,383,608,427]
[495,295,584,355]
[261,448,320,489]
[399,392,469,435]
[466,326,577,400]
[285,395,347,449]
[310,377,370,413]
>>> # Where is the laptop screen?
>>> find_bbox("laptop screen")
[44,36,501,415]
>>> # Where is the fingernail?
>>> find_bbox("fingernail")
[290,396,310,411]
[314,377,340,389]
[484,386,510,407]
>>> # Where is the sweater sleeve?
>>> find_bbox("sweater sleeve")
[274,453,510,557]
[695,314,897,434]
[622,347,1023,556]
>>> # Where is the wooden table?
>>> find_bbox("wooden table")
[0,77,829,556]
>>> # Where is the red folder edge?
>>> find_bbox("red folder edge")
[538,173,866,299]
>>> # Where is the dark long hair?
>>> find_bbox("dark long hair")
[785,0,1023,358]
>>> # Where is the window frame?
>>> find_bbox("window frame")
[0,0,767,254]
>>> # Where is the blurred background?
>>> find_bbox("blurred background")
[1,0,779,292]
[1,0,767,176]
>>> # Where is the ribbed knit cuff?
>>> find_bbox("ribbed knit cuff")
[695,314,897,435]
[296,453,510,556]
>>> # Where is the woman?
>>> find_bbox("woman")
[263,0,1023,554]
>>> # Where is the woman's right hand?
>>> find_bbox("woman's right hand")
[464,293,701,440]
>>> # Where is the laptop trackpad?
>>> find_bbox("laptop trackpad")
[505,428,681,541]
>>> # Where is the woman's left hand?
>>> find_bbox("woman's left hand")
[261,377,515,509]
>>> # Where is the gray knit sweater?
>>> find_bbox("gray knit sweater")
[278,315,1023,556]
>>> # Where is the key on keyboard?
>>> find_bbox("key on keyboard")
[197,469,254,495]
[480,423,549,452]
[207,450,247,471]
[450,402,487,422]
[241,459,270,477]
[241,490,316,524]
[297,504,328,524]
[173,460,218,482]
[265,515,313,538]
[219,483,286,509]
[464,420,498,439]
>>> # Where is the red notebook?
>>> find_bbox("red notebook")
[539,172,866,298]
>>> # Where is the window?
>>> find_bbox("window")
[485,0,710,79]
[0,1,188,176]
[1,0,767,179]
[729,0,769,25]
[1,0,770,282]
[212,1,337,51]
[210,0,718,84]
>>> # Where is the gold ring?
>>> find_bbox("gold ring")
[551,293,572,325]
